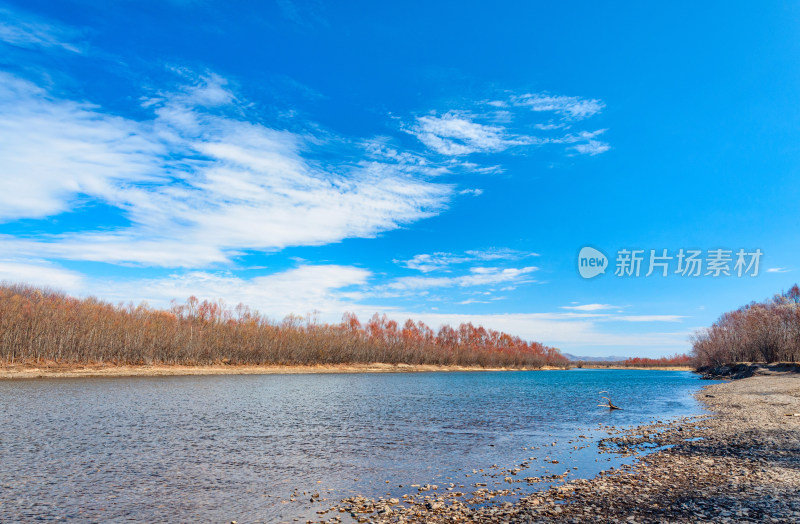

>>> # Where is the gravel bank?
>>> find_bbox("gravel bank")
[326,373,800,523]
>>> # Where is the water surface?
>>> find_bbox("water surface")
[0,369,715,522]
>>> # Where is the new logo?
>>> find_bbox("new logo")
[578,247,607,279]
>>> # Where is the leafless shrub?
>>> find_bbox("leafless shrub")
[0,283,568,368]
[691,284,800,367]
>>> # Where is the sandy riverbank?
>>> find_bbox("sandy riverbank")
[0,362,570,379]
[0,362,699,380]
[329,371,800,523]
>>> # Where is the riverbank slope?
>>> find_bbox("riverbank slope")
[0,362,568,379]
[0,362,700,379]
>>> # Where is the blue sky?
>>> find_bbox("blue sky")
[1,1,799,357]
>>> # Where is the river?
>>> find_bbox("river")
[0,369,717,522]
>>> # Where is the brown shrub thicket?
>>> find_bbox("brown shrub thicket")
[691,284,800,367]
[572,354,692,368]
[0,283,568,368]
[621,354,692,367]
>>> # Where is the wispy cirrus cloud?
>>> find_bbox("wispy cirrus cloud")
[561,303,622,311]
[0,7,611,272]
[570,140,610,156]
[398,248,538,273]
[410,111,537,156]
[0,6,84,53]
[275,0,329,29]
[767,267,790,273]
[385,266,538,292]
[0,72,452,267]
[610,315,685,322]
[561,304,684,322]
[502,93,605,120]
[0,72,166,221]
[410,91,610,158]
[549,129,610,156]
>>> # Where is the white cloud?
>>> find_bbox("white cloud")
[362,139,448,176]
[571,140,610,156]
[0,73,166,221]
[0,72,452,266]
[0,260,85,293]
[410,111,536,156]
[399,253,471,273]
[0,7,83,53]
[561,305,683,321]
[464,249,539,261]
[611,315,685,322]
[561,303,622,311]
[398,248,537,273]
[506,93,605,120]
[534,123,568,131]
[549,129,610,156]
[411,92,609,158]
[767,267,790,273]
[385,266,538,291]
[393,311,691,354]
[458,188,483,196]
[0,235,230,267]
[94,264,370,320]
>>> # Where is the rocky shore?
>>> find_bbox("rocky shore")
[321,372,800,523]
[698,362,800,380]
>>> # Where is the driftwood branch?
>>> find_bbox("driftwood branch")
[598,391,622,410]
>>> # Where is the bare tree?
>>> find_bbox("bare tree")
[0,283,569,369]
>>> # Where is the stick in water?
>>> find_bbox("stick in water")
[598,391,622,410]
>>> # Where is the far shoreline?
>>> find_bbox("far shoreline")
[0,362,693,380]
[577,364,694,371]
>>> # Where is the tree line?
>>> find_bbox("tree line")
[691,284,800,367]
[621,354,692,367]
[0,283,568,368]
[572,354,692,368]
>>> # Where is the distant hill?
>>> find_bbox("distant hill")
[562,353,630,362]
